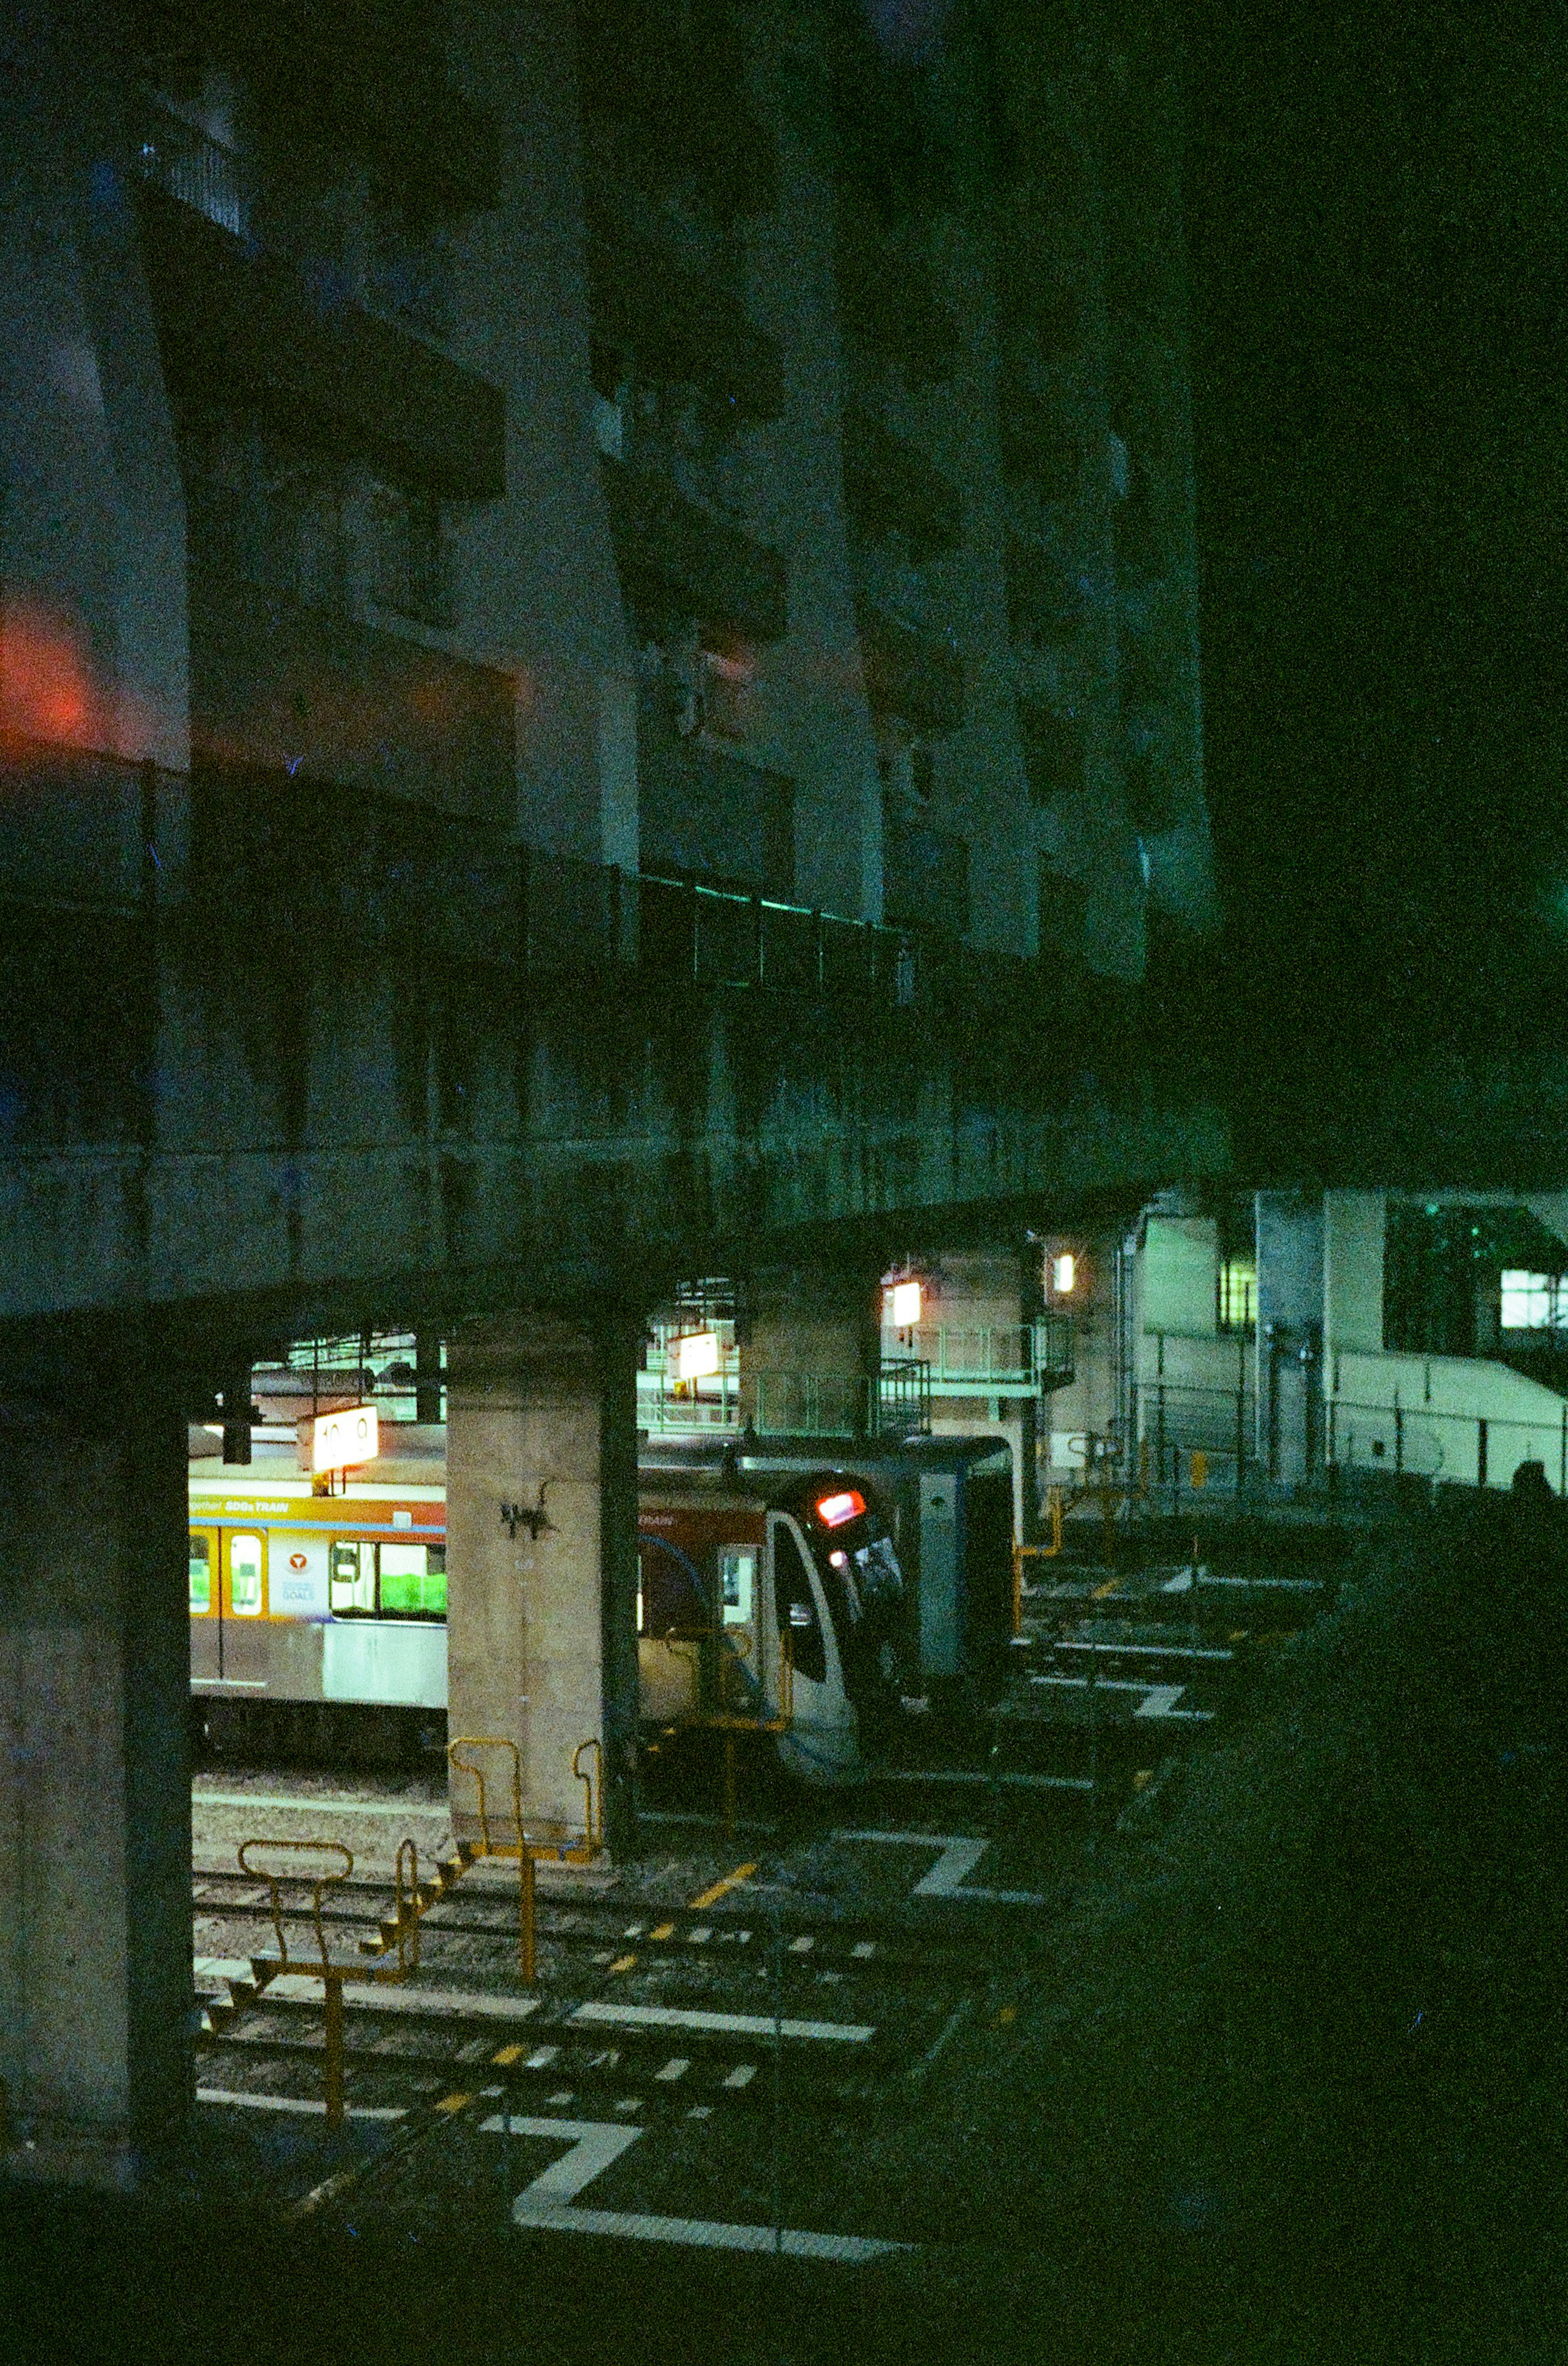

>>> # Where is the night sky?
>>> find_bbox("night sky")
[1183,1,1568,1133]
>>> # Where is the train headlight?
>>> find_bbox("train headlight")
[815,1489,866,1528]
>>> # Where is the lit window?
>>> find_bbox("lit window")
[1052,1254,1076,1295]
[229,1533,264,1617]
[1501,1271,1565,1331]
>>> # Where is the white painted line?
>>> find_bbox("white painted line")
[193,1791,451,1821]
[263,1975,539,2023]
[833,1832,1049,1910]
[1135,1684,1214,1722]
[196,2088,406,2121]
[571,2001,873,2044]
[480,2116,912,2260]
[851,1941,876,1960]
[655,2058,691,2083]
[687,2105,713,2120]
[722,2064,757,2089]
[546,2090,574,2105]
[194,1956,256,1987]
[525,2047,559,2069]
[789,1935,814,1953]
[687,1927,712,1944]
[613,2099,641,2115]
[623,1924,646,1939]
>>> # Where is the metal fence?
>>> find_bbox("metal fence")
[1130,1369,1568,1504]
[0,738,1060,1023]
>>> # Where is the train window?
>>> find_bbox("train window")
[330,1540,375,1615]
[638,1536,708,1638]
[771,1522,826,1685]
[379,1541,446,1618]
[188,1535,211,1616]
[719,1547,755,1625]
[230,1534,264,1617]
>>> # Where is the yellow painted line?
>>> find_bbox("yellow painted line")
[435,2092,472,2114]
[1091,1576,1120,1599]
[688,1862,758,1911]
[650,1922,676,1941]
[492,2043,526,2066]
[608,1954,637,1975]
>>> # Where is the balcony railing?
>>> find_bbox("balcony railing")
[135,107,249,237]
[0,740,1076,1033]
[884,1317,1076,1397]
[636,1363,930,1439]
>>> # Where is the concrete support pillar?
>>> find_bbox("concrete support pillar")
[445,1312,639,1856]
[0,1365,192,2188]
[738,1267,880,1439]
[1255,1191,1325,1485]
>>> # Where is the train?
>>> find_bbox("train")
[188,1430,1014,1784]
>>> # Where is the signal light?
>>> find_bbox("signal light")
[815,1489,865,1528]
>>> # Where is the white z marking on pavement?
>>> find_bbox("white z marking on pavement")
[480,2115,911,2259]
[832,1831,1048,1907]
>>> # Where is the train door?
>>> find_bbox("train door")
[189,1526,219,1682]
[220,1528,269,1688]
[715,1542,759,1714]
[763,1512,857,1783]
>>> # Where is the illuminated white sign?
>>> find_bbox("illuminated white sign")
[1052,1255,1076,1296]
[307,1404,379,1473]
[670,1331,721,1382]
[887,1280,922,1327]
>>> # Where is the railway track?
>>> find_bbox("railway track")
[191,1865,1000,1976]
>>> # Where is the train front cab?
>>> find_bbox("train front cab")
[637,1472,903,1787]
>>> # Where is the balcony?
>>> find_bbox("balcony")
[586,222,783,425]
[135,179,504,500]
[859,604,965,737]
[836,213,961,387]
[841,409,963,562]
[1017,698,1083,807]
[185,567,515,824]
[600,462,788,643]
[1004,537,1089,648]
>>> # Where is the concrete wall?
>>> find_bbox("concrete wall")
[0,1367,191,2188]
[1140,1213,1218,1339]
[1324,1190,1385,1358]
[451,0,636,867]
[0,1,189,767]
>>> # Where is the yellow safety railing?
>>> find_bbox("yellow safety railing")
[390,1837,421,1978]
[237,1837,354,2127]
[447,1735,536,1982]
[572,1739,604,1858]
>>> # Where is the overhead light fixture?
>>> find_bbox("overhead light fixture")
[887,1280,922,1327]
[671,1330,721,1382]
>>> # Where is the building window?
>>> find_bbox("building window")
[365,481,453,628]
[1500,1271,1568,1331]
[1217,1258,1256,1336]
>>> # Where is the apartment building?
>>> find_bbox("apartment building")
[2,0,1212,979]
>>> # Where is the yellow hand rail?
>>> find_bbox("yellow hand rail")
[447,1734,523,1860]
[391,1836,420,1978]
[571,1739,603,1856]
[237,1836,354,1974]
[447,1735,535,1983]
[236,1837,354,2127]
